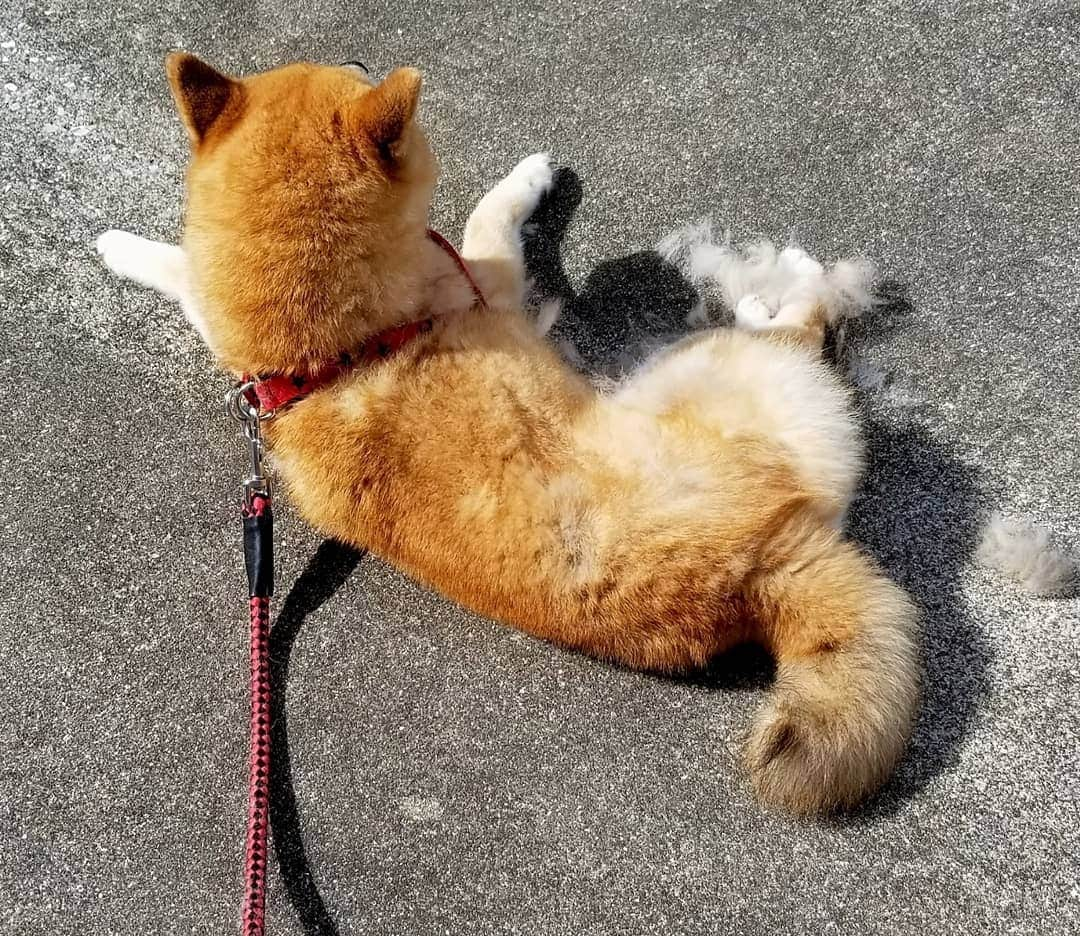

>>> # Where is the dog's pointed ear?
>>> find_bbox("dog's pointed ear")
[357,67,422,163]
[165,52,242,145]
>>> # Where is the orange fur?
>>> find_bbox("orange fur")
[164,55,920,814]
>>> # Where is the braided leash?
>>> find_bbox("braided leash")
[242,501,272,936]
[227,388,275,936]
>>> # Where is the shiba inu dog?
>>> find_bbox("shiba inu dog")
[98,53,919,814]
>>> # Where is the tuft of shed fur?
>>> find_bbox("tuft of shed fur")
[977,512,1076,596]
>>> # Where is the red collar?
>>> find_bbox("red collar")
[241,229,485,415]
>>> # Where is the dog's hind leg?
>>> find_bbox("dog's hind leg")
[724,246,875,356]
[730,247,831,352]
[734,292,830,353]
[461,153,554,310]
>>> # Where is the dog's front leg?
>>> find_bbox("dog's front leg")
[97,230,188,300]
[96,230,213,345]
[461,153,554,310]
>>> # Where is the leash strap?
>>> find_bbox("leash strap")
[242,493,273,936]
[225,385,275,936]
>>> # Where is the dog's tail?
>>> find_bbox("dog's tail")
[745,531,920,814]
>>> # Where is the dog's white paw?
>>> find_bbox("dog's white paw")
[96,229,144,279]
[95,229,190,302]
[734,293,776,330]
[498,152,554,220]
[508,151,554,194]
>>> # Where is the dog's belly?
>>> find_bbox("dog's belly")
[272,424,804,672]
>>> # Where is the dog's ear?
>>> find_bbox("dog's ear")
[165,52,243,145]
[356,67,422,164]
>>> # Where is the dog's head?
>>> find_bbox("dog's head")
[166,53,436,374]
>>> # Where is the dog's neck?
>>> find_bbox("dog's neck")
[191,218,476,377]
[236,229,487,417]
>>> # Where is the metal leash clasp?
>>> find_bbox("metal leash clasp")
[225,382,273,508]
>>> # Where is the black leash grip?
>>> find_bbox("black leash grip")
[243,498,274,598]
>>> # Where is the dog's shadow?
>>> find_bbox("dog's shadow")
[842,416,990,819]
[525,168,700,373]
[525,169,992,817]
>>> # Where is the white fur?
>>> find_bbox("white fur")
[95,229,213,347]
[612,234,870,521]
[977,512,1076,596]
[658,219,878,326]
[656,218,716,277]
[611,329,863,520]
[685,296,710,328]
[96,230,187,298]
[733,293,775,329]
[846,355,891,392]
[558,338,585,369]
[533,297,563,337]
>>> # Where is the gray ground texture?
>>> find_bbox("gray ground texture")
[2,1,1079,934]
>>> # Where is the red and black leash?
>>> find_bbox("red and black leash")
[241,494,273,936]
[226,385,275,936]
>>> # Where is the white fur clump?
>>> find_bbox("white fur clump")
[657,219,878,325]
[977,512,1077,596]
[846,356,890,391]
[533,297,563,337]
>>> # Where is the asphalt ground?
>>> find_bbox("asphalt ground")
[1,2,1078,934]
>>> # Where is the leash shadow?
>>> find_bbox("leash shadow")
[269,539,364,936]
[523,171,992,820]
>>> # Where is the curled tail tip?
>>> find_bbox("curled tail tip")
[746,547,921,814]
[745,674,919,815]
